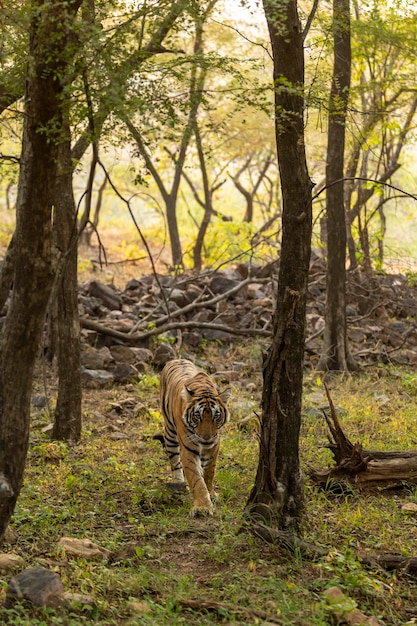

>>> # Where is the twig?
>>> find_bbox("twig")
[305,324,324,344]
[178,598,282,624]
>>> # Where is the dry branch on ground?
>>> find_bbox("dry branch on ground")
[308,383,417,491]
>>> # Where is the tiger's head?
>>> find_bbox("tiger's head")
[181,375,231,443]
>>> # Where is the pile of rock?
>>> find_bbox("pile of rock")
[77,261,417,386]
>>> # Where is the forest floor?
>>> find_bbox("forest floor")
[1,243,417,625]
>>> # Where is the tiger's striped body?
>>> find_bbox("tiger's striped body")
[159,359,230,516]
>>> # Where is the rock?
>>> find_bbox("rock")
[126,600,152,615]
[110,345,137,364]
[202,328,232,343]
[61,591,96,608]
[182,331,203,348]
[165,288,189,308]
[185,285,202,302]
[58,537,111,560]
[81,346,113,369]
[131,347,153,363]
[75,263,417,371]
[81,368,114,388]
[152,344,176,370]
[109,542,142,563]
[209,274,240,295]
[322,586,379,625]
[5,566,64,608]
[31,395,49,409]
[309,283,322,298]
[4,526,18,544]
[0,553,24,572]
[247,284,266,299]
[111,317,135,332]
[86,280,122,310]
[348,328,367,343]
[113,362,139,384]
[125,278,142,290]
[389,321,407,334]
[401,502,417,514]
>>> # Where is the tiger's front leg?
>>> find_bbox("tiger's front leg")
[181,447,214,517]
[164,423,185,485]
[202,440,220,501]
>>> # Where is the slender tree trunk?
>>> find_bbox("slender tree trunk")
[318,0,357,372]
[0,0,82,542]
[246,0,313,530]
[231,154,273,223]
[51,116,82,442]
[166,195,184,268]
[192,124,214,271]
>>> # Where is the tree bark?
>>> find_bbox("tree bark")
[231,153,273,223]
[0,234,16,313]
[245,0,313,529]
[192,123,214,271]
[0,0,82,542]
[51,116,82,442]
[318,0,357,372]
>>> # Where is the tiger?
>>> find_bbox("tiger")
[159,358,231,517]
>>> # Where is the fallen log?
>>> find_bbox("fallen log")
[308,383,417,491]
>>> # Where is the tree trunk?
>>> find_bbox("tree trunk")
[51,116,82,442]
[166,195,184,268]
[0,0,82,542]
[192,123,214,271]
[245,0,313,529]
[0,234,16,313]
[317,0,357,372]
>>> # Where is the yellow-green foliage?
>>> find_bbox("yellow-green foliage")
[187,219,279,269]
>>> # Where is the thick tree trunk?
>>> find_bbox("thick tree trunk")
[0,234,16,312]
[318,0,356,372]
[246,0,312,529]
[0,0,82,542]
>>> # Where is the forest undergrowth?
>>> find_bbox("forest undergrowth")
[2,341,417,625]
[1,237,417,625]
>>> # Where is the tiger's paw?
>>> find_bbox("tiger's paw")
[166,481,188,494]
[190,504,214,518]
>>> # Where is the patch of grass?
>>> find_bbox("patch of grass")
[2,359,417,624]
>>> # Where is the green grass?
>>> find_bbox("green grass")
[2,355,417,624]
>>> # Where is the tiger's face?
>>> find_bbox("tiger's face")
[182,388,230,444]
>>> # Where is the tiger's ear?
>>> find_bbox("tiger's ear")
[220,387,231,404]
[181,385,195,402]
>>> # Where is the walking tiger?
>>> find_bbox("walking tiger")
[159,359,231,516]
